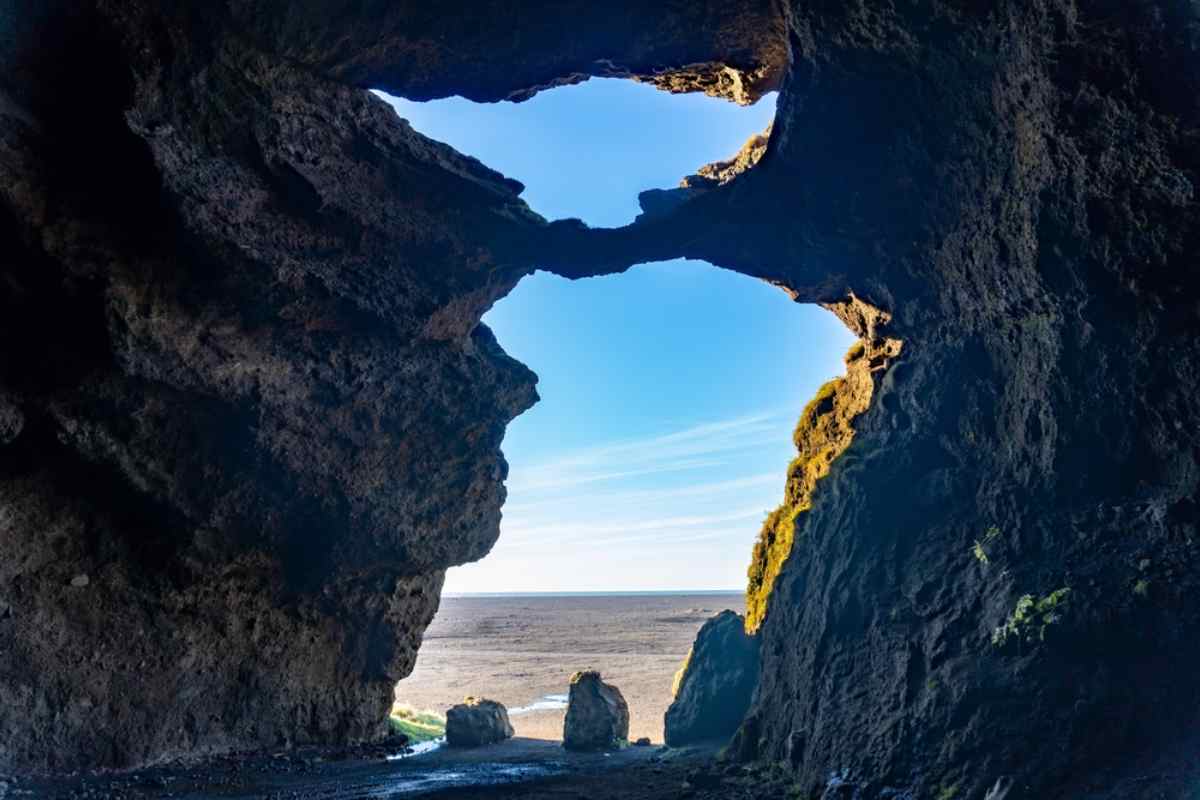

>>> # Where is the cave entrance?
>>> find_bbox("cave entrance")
[377,79,856,748]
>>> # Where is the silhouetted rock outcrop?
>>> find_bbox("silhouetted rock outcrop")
[563,671,630,751]
[445,698,514,748]
[2,1,1199,796]
[664,611,759,746]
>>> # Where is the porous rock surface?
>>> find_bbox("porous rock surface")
[563,671,631,752]
[664,610,760,747]
[445,697,514,748]
[2,1,1199,797]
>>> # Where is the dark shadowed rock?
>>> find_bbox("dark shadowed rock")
[0,393,21,445]
[563,671,629,751]
[664,610,759,747]
[445,697,514,748]
[2,0,1200,794]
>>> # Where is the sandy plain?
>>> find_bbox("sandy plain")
[393,592,745,743]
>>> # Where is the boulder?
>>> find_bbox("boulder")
[444,697,514,748]
[665,610,760,746]
[562,671,629,751]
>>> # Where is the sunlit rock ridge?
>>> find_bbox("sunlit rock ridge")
[1,2,1198,798]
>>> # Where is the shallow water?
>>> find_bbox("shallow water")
[508,694,569,715]
[388,739,447,760]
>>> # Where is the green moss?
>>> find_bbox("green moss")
[992,587,1071,646]
[972,526,1001,565]
[1133,578,1150,597]
[389,705,445,743]
[746,507,795,631]
[793,379,842,447]
[936,784,960,800]
[746,376,865,633]
[671,647,693,698]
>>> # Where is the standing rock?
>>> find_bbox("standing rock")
[562,670,629,751]
[665,610,760,746]
[445,697,514,747]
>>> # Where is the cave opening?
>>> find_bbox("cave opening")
[375,79,857,749]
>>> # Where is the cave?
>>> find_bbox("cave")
[3,1,1200,798]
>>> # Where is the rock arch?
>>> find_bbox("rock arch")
[2,2,1198,797]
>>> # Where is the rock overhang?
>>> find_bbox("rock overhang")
[1,4,1198,799]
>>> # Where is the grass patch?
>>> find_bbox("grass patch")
[746,378,861,633]
[389,704,446,743]
[992,587,1071,647]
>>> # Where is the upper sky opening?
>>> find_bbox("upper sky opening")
[378,79,852,593]
[378,79,777,227]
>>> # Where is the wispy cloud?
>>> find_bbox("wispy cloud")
[489,411,795,561]
[500,472,781,517]
[506,412,788,494]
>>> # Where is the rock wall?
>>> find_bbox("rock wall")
[0,0,543,771]
[535,2,1200,796]
[2,0,1199,795]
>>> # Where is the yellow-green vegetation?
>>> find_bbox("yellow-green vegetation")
[992,588,1071,647]
[745,374,869,633]
[1133,578,1150,597]
[743,327,901,634]
[972,526,1001,565]
[936,783,960,800]
[389,704,446,742]
[671,647,693,698]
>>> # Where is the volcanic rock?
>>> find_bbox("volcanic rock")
[445,697,514,748]
[562,671,630,751]
[2,1,1199,796]
[664,610,759,746]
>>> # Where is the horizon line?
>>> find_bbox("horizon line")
[442,588,745,598]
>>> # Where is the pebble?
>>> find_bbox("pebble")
[70,575,90,588]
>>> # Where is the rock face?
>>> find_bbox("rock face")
[1,0,541,773]
[562,671,630,751]
[445,698,514,748]
[664,611,760,747]
[746,306,901,633]
[2,0,1199,796]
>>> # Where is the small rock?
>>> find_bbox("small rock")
[634,736,652,747]
[563,670,629,751]
[445,697,514,747]
[70,574,90,588]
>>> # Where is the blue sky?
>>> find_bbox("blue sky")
[379,80,854,593]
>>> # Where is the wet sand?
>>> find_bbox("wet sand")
[394,593,744,743]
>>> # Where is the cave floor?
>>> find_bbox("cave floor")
[17,727,1200,799]
[19,739,802,800]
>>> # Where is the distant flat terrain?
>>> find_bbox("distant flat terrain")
[395,593,745,743]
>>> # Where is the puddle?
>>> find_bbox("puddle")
[509,694,569,715]
[387,738,446,760]
[382,763,560,794]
